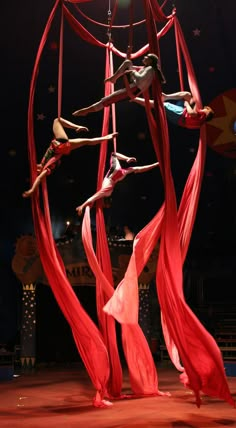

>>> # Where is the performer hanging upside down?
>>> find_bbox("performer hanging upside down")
[72,53,166,117]
[76,152,159,216]
[133,91,214,129]
[22,117,117,198]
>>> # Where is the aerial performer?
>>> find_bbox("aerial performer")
[22,117,117,197]
[72,53,166,117]
[133,91,214,129]
[76,151,159,216]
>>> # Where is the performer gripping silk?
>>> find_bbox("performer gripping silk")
[22,117,117,198]
[72,53,166,117]
[133,91,214,129]
[76,151,159,216]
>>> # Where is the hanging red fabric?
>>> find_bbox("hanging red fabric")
[26,0,111,405]
[25,0,235,409]
[81,45,167,398]
[104,0,235,408]
[63,4,106,48]
[142,0,235,408]
[82,206,168,397]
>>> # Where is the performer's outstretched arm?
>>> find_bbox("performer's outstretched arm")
[129,162,159,174]
[76,156,159,216]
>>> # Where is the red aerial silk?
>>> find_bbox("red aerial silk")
[82,206,165,396]
[63,4,106,48]
[81,46,168,398]
[27,0,111,405]
[89,48,123,398]
[65,0,92,3]
[105,0,235,408]
[26,0,235,408]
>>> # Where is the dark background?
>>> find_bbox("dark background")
[1,0,236,350]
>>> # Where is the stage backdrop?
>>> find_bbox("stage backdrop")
[12,235,158,287]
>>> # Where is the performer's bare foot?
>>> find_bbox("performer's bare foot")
[93,391,113,408]
[184,93,195,107]
[72,107,91,117]
[93,398,113,408]
[22,190,33,198]
[104,75,117,85]
[157,390,171,397]
[183,92,192,103]
[76,206,83,216]
[75,125,89,133]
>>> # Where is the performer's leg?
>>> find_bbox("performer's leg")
[104,59,133,84]
[73,87,132,117]
[52,118,69,140]
[72,100,104,117]
[162,91,192,103]
[76,181,113,216]
[22,169,48,198]
[69,132,118,150]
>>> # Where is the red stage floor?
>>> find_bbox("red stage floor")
[0,364,235,428]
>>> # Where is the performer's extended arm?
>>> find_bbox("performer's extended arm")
[129,162,159,174]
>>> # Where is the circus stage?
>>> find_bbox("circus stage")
[0,363,235,428]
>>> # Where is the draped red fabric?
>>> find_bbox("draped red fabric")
[148,0,168,22]
[105,0,234,407]
[57,8,64,117]
[104,205,165,323]
[165,19,234,407]
[174,16,206,260]
[25,0,235,408]
[32,195,110,397]
[92,49,123,398]
[104,2,169,324]
[102,3,185,395]
[143,0,235,407]
[106,17,174,60]
[26,0,112,405]
[159,13,204,370]
[65,0,92,3]
[81,46,165,397]
[63,4,106,48]
[63,4,174,60]
[82,206,166,396]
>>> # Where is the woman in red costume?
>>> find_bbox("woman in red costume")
[134,91,214,129]
[72,53,166,117]
[22,117,117,198]
[76,151,159,216]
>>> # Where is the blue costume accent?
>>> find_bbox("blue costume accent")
[164,101,184,125]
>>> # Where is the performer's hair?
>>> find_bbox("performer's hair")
[204,106,215,122]
[147,53,166,85]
